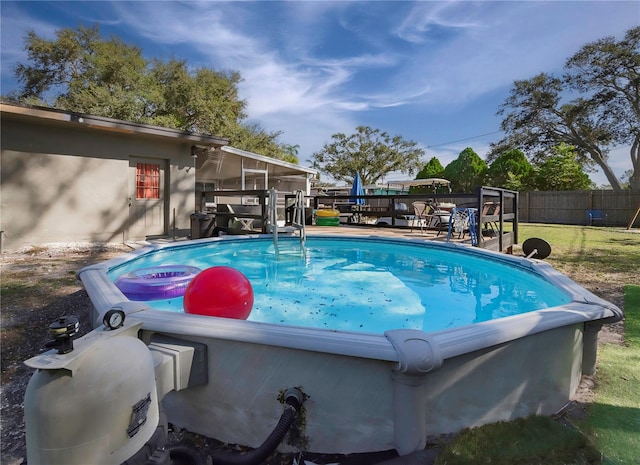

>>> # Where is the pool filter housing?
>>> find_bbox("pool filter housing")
[24,322,160,465]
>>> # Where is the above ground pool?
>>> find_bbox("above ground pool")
[107,237,571,334]
[78,234,623,456]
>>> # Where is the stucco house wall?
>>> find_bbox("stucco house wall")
[1,103,318,251]
[1,104,226,250]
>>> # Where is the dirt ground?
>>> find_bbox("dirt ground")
[0,242,628,465]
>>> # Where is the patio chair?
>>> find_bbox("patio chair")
[481,202,501,237]
[411,201,431,233]
[587,209,607,226]
[434,210,453,236]
[215,204,263,234]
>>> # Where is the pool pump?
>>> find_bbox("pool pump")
[24,311,305,465]
[45,315,80,354]
[24,316,164,465]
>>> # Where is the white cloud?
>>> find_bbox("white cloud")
[108,2,383,119]
[394,1,483,44]
[1,0,636,181]
[389,2,639,107]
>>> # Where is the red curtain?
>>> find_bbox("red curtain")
[136,163,160,199]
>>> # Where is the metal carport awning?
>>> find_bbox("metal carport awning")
[197,145,317,185]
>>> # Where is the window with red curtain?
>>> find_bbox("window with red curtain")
[136,163,160,199]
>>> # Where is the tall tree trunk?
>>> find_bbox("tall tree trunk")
[630,138,640,191]
[599,163,624,191]
[587,148,624,191]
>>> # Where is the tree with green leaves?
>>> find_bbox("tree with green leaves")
[493,73,615,188]
[226,122,297,163]
[493,27,640,192]
[620,169,633,189]
[535,143,593,191]
[311,126,424,185]
[443,147,487,193]
[13,26,150,121]
[280,144,301,164]
[416,157,445,179]
[147,58,247,136]
[9,25,293,162]
[410,157,445,194]
[486,149,534,190]
[566,26,640,191]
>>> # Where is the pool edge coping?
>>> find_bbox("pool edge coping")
[77,234,624,369]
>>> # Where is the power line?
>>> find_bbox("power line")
[426,130,503,149]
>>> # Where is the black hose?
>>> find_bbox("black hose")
[169,446,205,465]
[212,390,303,465]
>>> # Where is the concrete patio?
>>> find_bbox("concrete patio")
[303,223,476,245]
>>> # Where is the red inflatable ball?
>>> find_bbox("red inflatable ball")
[183,266,254,319]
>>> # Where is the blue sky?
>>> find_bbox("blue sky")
[1,1,638,186]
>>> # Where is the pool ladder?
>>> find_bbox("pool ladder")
[267,188,306,257]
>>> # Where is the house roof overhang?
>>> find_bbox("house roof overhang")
[1,102,319,181]
[0,102,229,147]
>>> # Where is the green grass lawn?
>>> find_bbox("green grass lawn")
[434,224,640,465]
[578,285,640,465]
[515,223,640,281]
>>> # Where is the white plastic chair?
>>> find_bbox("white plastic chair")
[446,208,478,245]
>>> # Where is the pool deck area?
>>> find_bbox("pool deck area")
[304,223,471,242]
[152,223,478,249]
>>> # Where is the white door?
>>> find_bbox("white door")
[128,158,166,238]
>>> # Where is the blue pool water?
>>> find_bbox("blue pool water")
[108,237,571,334]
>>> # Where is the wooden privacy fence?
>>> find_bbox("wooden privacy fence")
[519,190,640,227]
